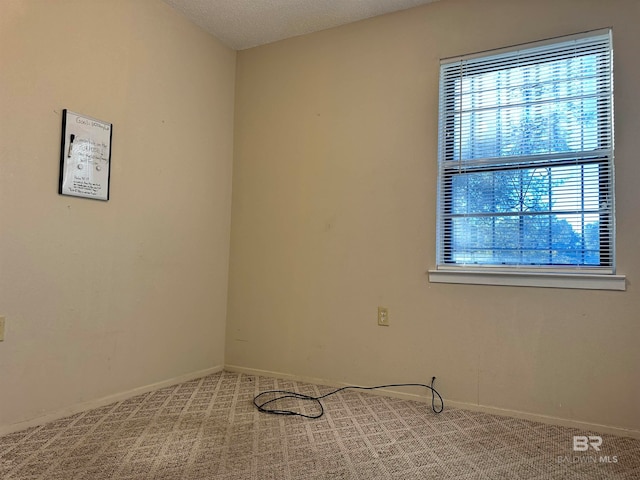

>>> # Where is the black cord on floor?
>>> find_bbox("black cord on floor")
[253,377,443,419]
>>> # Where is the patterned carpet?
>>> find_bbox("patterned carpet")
[1,371,638,479]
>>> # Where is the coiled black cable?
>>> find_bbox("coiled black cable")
[253,377,443,419]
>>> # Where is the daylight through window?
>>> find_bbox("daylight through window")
[436,30,614,274]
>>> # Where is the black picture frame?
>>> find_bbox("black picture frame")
[59,109,112,201]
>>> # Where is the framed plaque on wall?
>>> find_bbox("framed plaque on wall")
[59,109,112,201]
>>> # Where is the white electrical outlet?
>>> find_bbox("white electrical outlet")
[377,307,389,326]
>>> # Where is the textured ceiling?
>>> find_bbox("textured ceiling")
[162,0,440,50]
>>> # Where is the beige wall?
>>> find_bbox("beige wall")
[0,0,235,428]
[229,0,640,433]
[1,0,638,437]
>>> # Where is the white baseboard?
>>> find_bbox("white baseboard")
[225,364,640,440]
[0,365,224,437]
[4,364,637,441]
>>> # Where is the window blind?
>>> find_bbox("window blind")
[436,29,614,272]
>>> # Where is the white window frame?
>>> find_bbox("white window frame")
[429,29,625,291]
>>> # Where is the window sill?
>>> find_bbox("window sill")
[428,269,626,291]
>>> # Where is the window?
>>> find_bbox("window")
[431,30,624,290]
